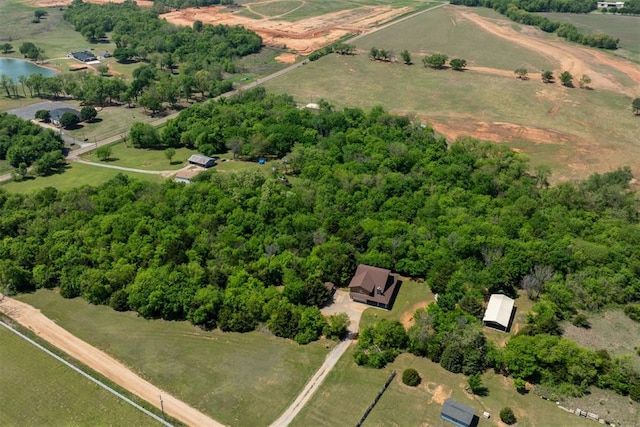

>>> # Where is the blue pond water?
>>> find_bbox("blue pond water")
[0,57,57,80]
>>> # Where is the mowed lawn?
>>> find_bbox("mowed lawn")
[82,142,198,171]
[65,105,159,144]
[17,289,334,426]
[0,162,164,193]
[0,325,162,426]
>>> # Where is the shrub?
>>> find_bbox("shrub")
[624,304,640,322]
[500,407,517,424]
[402,368,421,386]
[514,378,527,394]
[572,313,591,328]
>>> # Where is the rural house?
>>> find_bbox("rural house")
[49,108,80,127]
[348,264,399,309]
[70,51,97,62]
[188,154,216,168]
[441,398,476,427]
[596,1,624,7]
[174,169,203,184]
[482,294,515,332]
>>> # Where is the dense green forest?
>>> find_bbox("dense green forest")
[2,89,640,397]
[0,113,64,175]
[450,0,620,49]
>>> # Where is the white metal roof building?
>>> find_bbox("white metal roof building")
[482,294,515,332]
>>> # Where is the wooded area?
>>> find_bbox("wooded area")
[2,89,640,397]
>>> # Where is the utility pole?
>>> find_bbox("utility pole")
[159,394,165,420]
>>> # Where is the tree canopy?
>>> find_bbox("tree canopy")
[2,90,640,396]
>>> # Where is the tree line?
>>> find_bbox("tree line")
[450,0,619,49]
[2,88,640,397]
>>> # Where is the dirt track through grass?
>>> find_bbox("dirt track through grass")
[0,294,223,427]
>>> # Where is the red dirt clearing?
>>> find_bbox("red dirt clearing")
[162,5,411,55]
[33,0,154,7]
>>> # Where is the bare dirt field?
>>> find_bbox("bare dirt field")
[33,0,154,7]
[0,294,224,427]
[162,3,411,56]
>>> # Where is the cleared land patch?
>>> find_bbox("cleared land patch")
[162,4,413,55]
[0,324,162,426]
[17,289,333,427]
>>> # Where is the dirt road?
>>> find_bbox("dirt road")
[457,9,640,97]
[0,294,225,427]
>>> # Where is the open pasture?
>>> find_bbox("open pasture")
[354,5,555,71]
[17,289,333,427]
[265,6,640,182]
[0,324,161,426]
[538,12,640,62]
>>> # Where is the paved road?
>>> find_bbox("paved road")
[0,294,226,427]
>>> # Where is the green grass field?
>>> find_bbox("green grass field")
[17,289,334,426]
[0,162,164,193]
[354,6,555,71]
[538,12,640,62]
[290,346,592,426]
[65,104,159,143]
[82,142,198,171]
[0,324,162,426]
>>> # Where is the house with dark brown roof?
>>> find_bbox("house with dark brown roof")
[348,264,399,309]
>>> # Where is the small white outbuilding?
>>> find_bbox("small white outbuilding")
[482,294,515,332]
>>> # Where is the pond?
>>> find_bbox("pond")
[0,57,57,80]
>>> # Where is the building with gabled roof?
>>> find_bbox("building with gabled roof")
[348,264,399,309]
[441,398,476,427]
[482,294,515,332]
[188,154,216,168]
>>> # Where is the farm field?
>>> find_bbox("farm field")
[0,162,164,193]
[538,12,640,62]
[16,289,334,426]
[0,324,162,426]
[265,5,640,182]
